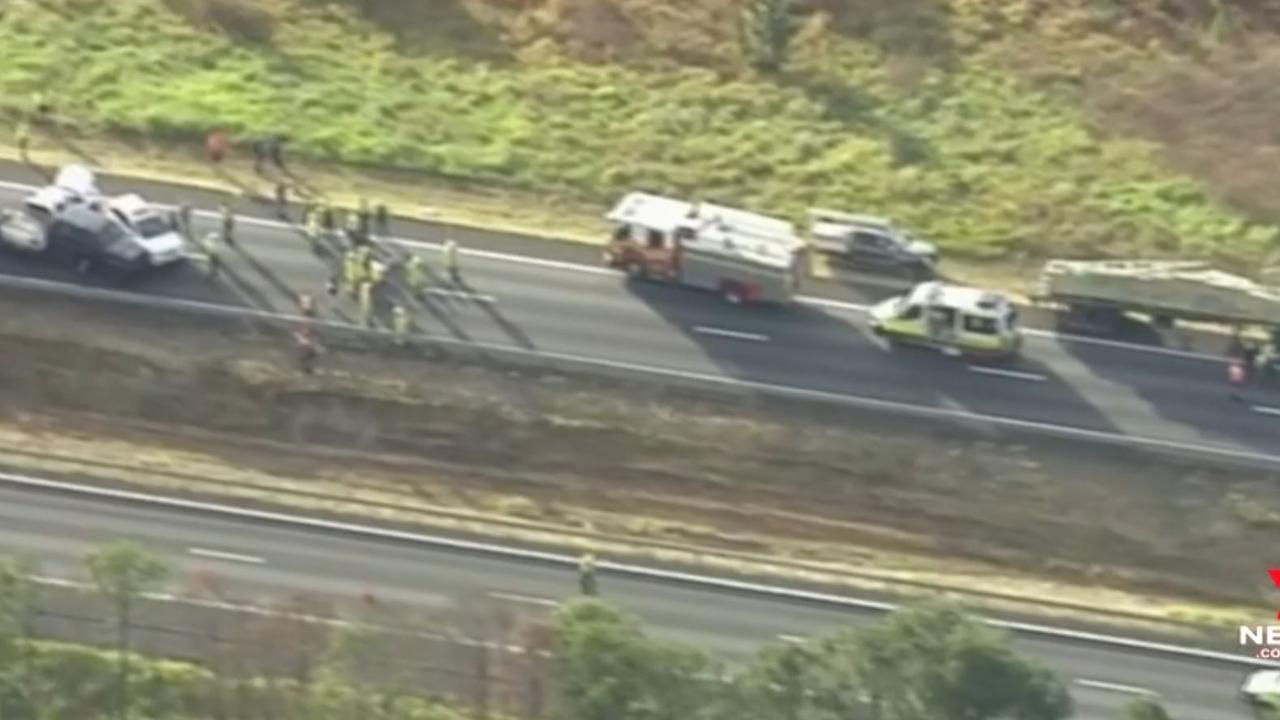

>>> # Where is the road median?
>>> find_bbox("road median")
[0,280,1273,650]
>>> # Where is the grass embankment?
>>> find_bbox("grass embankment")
[0,286,1276,637]
[0,0,1276,276]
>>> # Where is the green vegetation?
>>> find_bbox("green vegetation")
[0,0,1277,270]
[0,547,473,720]
[83,541,172,720]
[739,0,800,73]
[553,598,1074,720]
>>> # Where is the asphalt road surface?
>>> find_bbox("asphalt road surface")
[0,171,1275,466]
[0,481,1261,720]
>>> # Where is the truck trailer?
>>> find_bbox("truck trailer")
[1033,259,1280,334]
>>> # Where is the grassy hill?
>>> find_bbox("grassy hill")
[1,0,1278,272]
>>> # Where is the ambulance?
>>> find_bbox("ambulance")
[869,281,1022,358]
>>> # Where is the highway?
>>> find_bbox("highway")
[0,477,1262,720]
[0,168,1276,465]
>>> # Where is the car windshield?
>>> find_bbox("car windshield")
[134,215,171,238]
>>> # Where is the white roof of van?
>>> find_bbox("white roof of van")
[907,281,1010,315]
[54,165,98,196]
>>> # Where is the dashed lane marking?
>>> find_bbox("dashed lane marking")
[1074,679,1157,696]
[968,365,1048,382]
[487,591,559,607]
[1252,405,1280,417]
[425,288,497,303]
[188,547,266,565]
[692,326,770,342]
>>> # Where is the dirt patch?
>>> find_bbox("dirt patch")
[0,285,1277,625]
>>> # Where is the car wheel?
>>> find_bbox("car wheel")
[624,261,646,280]
[723,285,743,305]
[73,256,92,276]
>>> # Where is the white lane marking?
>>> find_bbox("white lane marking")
[188,547,266,565]
[487,591,559,607]
[424,288,497,303]
[1252,405,1280,417]
[692,325,770,342]
[0,271,1273,467]
[0,178,1239,363]
[777,634,806,643]
[968,366,1048,382]
[1074,679,1157,696]
[7,472,1280,670]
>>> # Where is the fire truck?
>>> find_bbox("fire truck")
[604,192,806,305]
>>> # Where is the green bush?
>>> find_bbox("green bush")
[17,640,468,720]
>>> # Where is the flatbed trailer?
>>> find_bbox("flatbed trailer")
[1032,259,1280,333]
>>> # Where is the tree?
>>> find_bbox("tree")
[553,598,722,720]
[84,541,171,720]
[736,633,870,720]
[856,603,1073,720]
[0,556,40,716]
[1122,696,1173,720]
[739,0,800,74]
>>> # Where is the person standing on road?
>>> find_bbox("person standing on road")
[369,258,387,292]
[578,553,598,596]
[219,202,236,247]
[357,197,371,238]
[178,203,193,242]
[342,249,359,297]
[305,207,321,253]
[392,304,410,346]
[274,182,289,221]
[202,233,221,281]
[375,203,390,238]
[298,292,317,320]
[357,280,374,327]
[443,238,460,282]
[345,209,363,248]
[405,254,427,298]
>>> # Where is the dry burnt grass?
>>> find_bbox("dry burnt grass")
[0,287,1277,617]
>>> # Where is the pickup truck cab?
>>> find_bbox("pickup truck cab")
[106,194,186,266]
[808,209,939,278]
